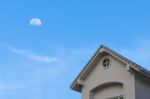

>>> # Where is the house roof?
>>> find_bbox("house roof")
[70,44,150,92]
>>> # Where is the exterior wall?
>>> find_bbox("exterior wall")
[82,54,135,99]
[135,73,150,99]
[93,84,123,99]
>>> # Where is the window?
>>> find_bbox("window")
[102,57,111,69]
[105,95,123,99]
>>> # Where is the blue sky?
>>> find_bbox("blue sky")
[0,0,150,99]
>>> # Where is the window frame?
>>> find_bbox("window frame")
[102,57,111,70]
[105,95,123,99]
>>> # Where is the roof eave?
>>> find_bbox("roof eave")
[70,45,105,92]
[70,44,150,92]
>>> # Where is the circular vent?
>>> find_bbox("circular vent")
[102,57,111,69]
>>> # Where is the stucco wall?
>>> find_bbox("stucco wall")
[135,73,150,99]
[93,83,123,99]
[82,54,135,99]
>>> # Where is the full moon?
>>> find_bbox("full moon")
[29,18,42,26]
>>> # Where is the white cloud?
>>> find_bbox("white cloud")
[29,18,42,26]
[7,45,60,64]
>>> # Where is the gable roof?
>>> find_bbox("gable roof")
[70,44,150,92]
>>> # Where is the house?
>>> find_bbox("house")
[70,45,150,99]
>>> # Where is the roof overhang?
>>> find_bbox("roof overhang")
[70,45,150,92]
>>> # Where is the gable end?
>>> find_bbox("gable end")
[70,45,150,92]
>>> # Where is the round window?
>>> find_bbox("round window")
[102,58,111,69]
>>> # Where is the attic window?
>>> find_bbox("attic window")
[102,57,111,69]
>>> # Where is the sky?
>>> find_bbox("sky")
[0,0,150,99]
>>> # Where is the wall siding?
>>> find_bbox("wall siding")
[135,73,150,99]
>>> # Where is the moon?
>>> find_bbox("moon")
[29,18,42,26]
